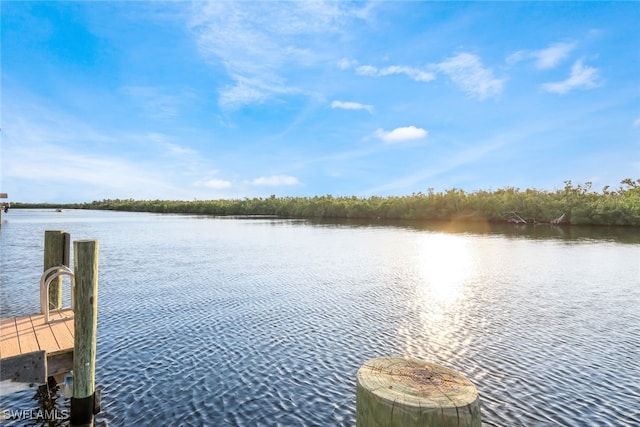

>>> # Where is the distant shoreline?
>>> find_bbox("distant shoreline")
[9,180,640,227]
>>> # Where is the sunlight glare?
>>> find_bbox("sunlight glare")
[416,233,475,306]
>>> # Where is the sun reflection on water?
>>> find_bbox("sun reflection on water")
[416,233,475,306]
[402,232,478,359]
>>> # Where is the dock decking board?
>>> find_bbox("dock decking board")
[0,309,75,384]
[48,311,75,353]
[31,315,61,354]
[15,316,40,355]
[0,317,20,359]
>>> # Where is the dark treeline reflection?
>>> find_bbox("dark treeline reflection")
[303,218,640,244]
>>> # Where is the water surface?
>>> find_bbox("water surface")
[1,209,639,426]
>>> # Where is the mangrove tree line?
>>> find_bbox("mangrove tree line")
[13,179,640,226]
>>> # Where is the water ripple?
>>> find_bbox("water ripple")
[1,211,638,426]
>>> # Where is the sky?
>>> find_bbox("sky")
[1,1,639,203]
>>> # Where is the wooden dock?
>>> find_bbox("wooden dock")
[1,231,101,426]
[1,308,75,385]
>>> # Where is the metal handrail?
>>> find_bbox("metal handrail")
[40,265,75,323]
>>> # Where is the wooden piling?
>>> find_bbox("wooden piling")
[44,230,70,310]
[71,240,99,427]
[0,192,7,229]
[356,357,481,427]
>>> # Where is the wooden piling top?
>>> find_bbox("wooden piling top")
[356,357,481,426]
[357,357,479,408]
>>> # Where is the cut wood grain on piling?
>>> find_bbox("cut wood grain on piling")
[356,357,481,427]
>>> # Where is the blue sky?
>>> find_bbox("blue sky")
[1,1,639,203]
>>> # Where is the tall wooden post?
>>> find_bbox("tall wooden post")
[356,357,481,427]
[71,240,99,427]
[44,230,70,309]
[0,192,7,229]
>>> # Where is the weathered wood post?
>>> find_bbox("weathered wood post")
[44,230,71,309]
[71,240,99,427]
[356,357,481,427]
[0,192,7,229]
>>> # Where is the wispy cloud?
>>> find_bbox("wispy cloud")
[362,123,546,196]
[331,100,373,114]
[434,53,503,99]
[508,41,576,69]
[194,178,232,189]
[161,142,197,156]
[361,138,507,196]
[188,1,368,109]
[355,64,435,82]
[343,53,501,99]
[4,139,175,200]
[541,59,601,94]
[121,86,188,119]
[145,132,197,156]
[375,126,427,143]
[2,101,215,201]
[217,75,295,108]
[337,57,358,70]
[633,118,640,128]
[251,175,301,186]
[534,42,576,69]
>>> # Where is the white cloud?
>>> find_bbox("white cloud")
[218,77,271,108]
[351,54,501,98]
[121,86,184,119]
[195,178,232,189]
[162,142,196,156]
[434,53,503,99]
[355,64,435,82]
[355,65,377,76]
[375,126,427,143]
[633,118,640,128]
[1,101,218,201]
[4,139,174,201]
[337,57,358,70]
[145,133,197,156]
[331,100,373,113]
[251,175,301,186]
[508,42,576,69]
[533,42,576,69]
[541,59,601,94]
[189,2,369,109]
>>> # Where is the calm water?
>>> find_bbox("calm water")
[1,209,639,426]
